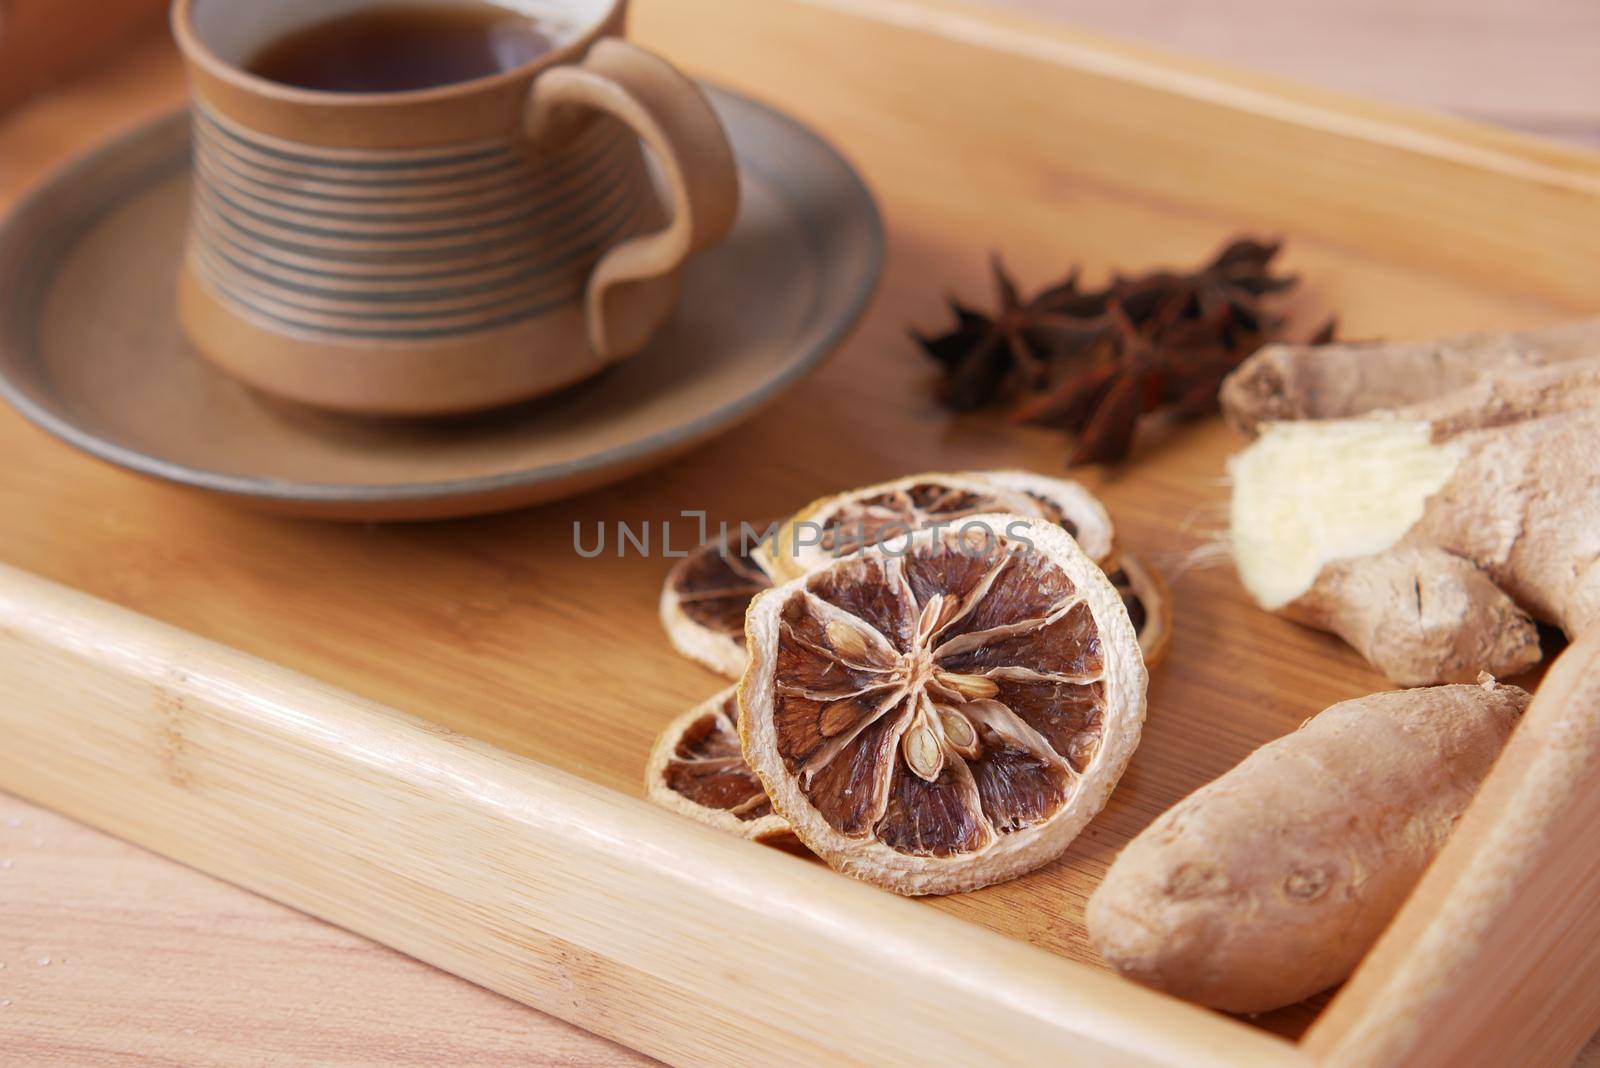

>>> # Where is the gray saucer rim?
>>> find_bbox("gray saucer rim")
[0,86,883,508]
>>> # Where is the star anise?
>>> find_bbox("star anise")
[915,237,1333,465]
[914,256,1109,411]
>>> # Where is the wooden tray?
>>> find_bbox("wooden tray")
[3,1,1600,1064]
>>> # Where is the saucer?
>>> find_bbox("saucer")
[0,88,881,521]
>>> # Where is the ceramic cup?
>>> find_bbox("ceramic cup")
[171,0,739,416]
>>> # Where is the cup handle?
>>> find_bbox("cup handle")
[524,39,739,361]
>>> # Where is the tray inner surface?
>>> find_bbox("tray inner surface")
[2,0,1597,1043]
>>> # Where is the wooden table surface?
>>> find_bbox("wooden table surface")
[4,2,1599,1064]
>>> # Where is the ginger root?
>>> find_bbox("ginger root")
[1224,323,1600,684]
[1086,679,1528,1015]
[1220,319,1600,436]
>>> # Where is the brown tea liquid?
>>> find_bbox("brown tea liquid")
[245,3,556,93]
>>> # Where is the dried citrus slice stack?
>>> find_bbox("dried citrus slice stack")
[649,555,1166,844]
[739,514,1147,895]
[759,470,1115,583]
[649,550,1168,844]
[659,525,775,677]
[644,689,791,842]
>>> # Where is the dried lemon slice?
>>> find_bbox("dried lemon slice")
[758,470,1115,583]
[662,471,1118,680]
[659,525,775,677]
[979,469,1117,560]
[740,514,1147,895]
[655,552,1169,846]
[645,689,792,842]
[1109,552,1172,667]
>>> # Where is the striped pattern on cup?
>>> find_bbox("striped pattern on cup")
[186,102,654,342]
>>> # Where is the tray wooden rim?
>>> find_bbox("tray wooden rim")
[0,561,1300,1068]
[811,0,1600,196]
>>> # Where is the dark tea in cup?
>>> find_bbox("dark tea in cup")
[245,2,557,93]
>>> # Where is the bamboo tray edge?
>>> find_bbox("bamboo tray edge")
[0,561,1297,1068]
